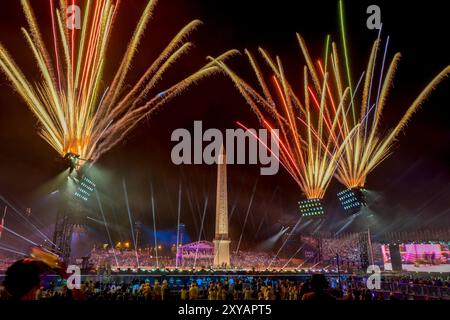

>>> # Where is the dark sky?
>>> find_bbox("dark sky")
[0,0,449,254]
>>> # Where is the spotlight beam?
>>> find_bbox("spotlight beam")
[193,196,208,269]
[175,182,182,269]
[235,180,258,255]
[282,219,324,269]
[0,196,55,246]
[123,180,139,268]
[0,245,27,257]
[150,182,158,269]
[95,190,119,268]
[267,216,303,269]
[2,225,39,246]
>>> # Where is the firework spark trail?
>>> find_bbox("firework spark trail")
[339,0,355,124]
[122,180,139,268]
[50,0,62,94]
[150,182,158,269]
[216,2,450,194]
[373,36,390,125]
[0,0,237,163]
[308,27,448,191]
[335,54,450,188]
[193,196,208,269]
[235,121,294,181]
[235,179,258,255]
[213,39,360,201]
[364,24,383,140]
[332,2,450,189]
[95,190,119,268]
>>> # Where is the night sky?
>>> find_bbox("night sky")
[0,0,449,255]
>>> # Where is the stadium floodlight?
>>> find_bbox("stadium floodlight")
[337,188,367,214]
[298,198,325,217]
[74,176,96,202]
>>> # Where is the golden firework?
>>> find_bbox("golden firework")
[213,30,450,197]
[211,38,358,200]
[0,0,237,162]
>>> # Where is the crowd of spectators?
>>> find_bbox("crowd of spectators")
[1,253,449,301]
[0,256,20,272]
[2,270,449,301]
[0,273,356,301]
[322,235,362,264]
[90,249,174,269]
[320,236,383,269]
[89,248,299,270]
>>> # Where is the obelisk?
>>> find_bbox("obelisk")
[213,145,231,268]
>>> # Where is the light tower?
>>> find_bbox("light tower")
[337,187,368,214]
[52,155,95,262]
[213,145,231,268]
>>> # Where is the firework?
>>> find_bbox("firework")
[212,41,359,200]
[0,0,237,162]
[216,1,450,197]
[331,2,450,189]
